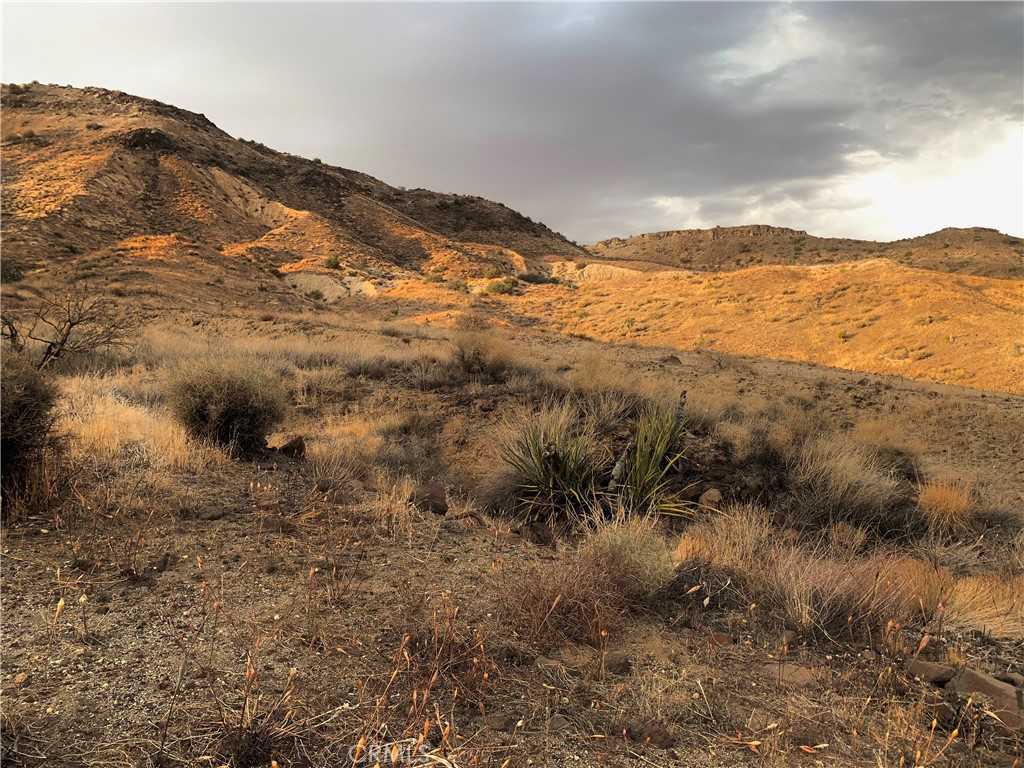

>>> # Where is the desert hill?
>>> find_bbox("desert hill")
[587,224,1024,278]
[0,82,584,307]
[514,258,1024,393]
[2,82,1022,394]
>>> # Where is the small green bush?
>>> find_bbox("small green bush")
[483,277,518,295]
[168,362,286,456]
[1,354,58,497]
[323,255,341,269]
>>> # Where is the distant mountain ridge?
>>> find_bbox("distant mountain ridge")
[587,225,1024,278]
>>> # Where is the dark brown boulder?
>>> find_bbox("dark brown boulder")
[277,435,306,459]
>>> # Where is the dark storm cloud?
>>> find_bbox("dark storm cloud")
[3,2,1021,240]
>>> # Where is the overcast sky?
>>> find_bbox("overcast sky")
[3,2,1022,242]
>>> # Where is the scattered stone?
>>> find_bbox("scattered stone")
[906,658,956,684]
[603,650,632,676]
[278,435,306,459]
[623,721,675,748]
[483,712,517,732]
[412,481,448,515]
[760,662,823,687]
[946,668,1023,733]
[709,631,733,647]
[12,672,29,688]
[996,672,1024,688]
[547,714,571,732]
[698,487,723,509]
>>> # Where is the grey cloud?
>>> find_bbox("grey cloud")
[3,2,1021,241]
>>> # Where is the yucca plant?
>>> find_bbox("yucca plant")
[499,400,606,524]
[617,401,690,517]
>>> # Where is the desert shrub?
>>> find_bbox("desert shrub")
[762,547,909,640]
[791,434,909,534]
[518,272,559,285]
[1,259,23,283]
[483,277,518,295]
[617,401,687,516]
[323,255,341,269]
[580,515,675,603]
[498,400,607,523]
[168,362,286,456]
[498,516,672,649]
[916,477,977,536]
[450,330,513,381]
[672,503,775,607]
[1,354,58,499]
[306,289,324,301]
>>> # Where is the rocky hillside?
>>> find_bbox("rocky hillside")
[588,224,1024,278]
[0,83,585,307]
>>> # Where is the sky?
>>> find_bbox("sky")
[3,2,1022,243]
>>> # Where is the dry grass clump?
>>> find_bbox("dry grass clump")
[915,477,977,536]
[292,366,355,408]
[369,474,417,540]
[702,395,819,469]
[61,375,222,472]
[762,548,908,640]
[682,382,744,433]
[791,434,908,533]
[168,361,286,456]
[944,573,1024,638]
[850,417,923,479]
[497,399,607,523]
[580,515,676,603]
[450,330,514,381]
[672,503,775,607]
[1,353,58,504]
[499,515,674,649]
[668,507,1022,640]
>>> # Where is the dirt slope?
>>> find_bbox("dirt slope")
[0,83,585,301]
[588,224,1024,278]
[511,258,1024,393]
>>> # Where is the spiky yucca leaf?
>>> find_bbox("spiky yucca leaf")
[499,400,606,524]
[619,401,690,517]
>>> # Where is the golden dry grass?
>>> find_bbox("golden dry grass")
[515,258,1024,392]
[60,374,223,472]
[672,503,774,572]
[792,434,904,528]
[916,477,977,535]
[945,573,1024,638]
[498,513,674,649]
